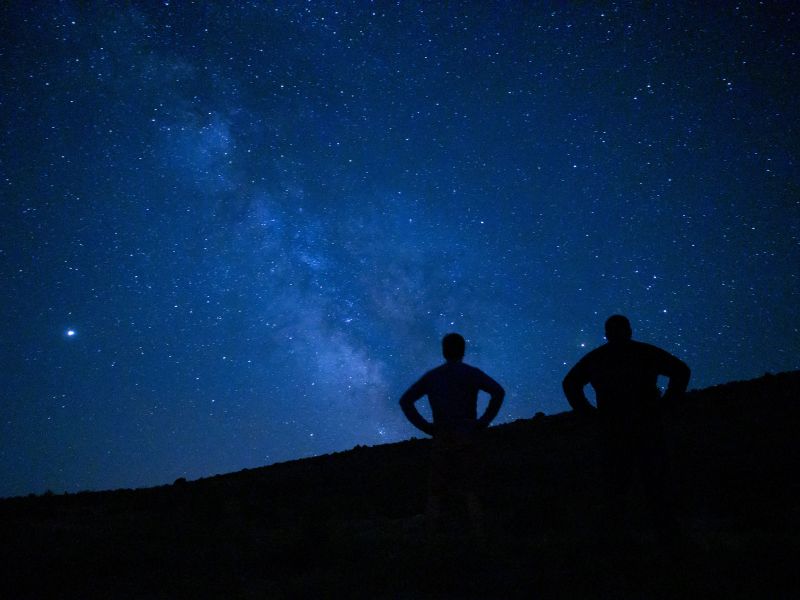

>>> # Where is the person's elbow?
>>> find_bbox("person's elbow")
[399,392,417,411]
[562,377,586,410]
[676,361,691,387]
[562,375,576,397]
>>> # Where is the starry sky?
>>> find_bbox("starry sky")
[1,1,798,497]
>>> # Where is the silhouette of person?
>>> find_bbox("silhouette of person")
[399,333,505,536]
[562,315,690,542]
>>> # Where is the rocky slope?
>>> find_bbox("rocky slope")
[2,371,799,598]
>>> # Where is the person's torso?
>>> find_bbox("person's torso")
[586,341,664,414]
[423,362,484,431]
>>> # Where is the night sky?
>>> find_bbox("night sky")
[2,2,798,497]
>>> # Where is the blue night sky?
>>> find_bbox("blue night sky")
[1,2,798,497]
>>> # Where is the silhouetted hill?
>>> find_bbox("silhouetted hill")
[2,371,799,598]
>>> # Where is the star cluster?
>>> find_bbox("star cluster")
[1,2,798,496]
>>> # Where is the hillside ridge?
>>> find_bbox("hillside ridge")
[2,370,798,598]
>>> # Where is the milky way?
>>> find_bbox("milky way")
[1,2,798,496]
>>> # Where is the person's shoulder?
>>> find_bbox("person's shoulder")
[459,361,484,374]
[578,344,607,362]
[631,339,655,349]
[631,340,684,363]
[461,362,498,381]
[632,340,669,354]
[422,363,450,379]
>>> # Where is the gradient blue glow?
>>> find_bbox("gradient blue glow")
[1,1,797,496]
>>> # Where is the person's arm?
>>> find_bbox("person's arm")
[656,349,691,402]
[562,357,596,414]
[475,372,505,429]
[399,377,436,436]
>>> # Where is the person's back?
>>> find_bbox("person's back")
[399,333,504,437]
[561,315,691,543]
[566,339,688,416]
[411,361,500,434]
[563,315,690,419]
[399,333,505,537]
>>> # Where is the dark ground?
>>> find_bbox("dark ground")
[2,371,799,598]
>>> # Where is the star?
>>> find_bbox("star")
[1,1,796,497]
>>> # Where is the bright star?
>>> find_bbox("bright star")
[66,329,76,337]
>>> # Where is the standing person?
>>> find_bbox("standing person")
[562,315,690,542]
[399,333,505,536]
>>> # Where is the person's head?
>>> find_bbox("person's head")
[604,314,632,343]
[442,333,466,361]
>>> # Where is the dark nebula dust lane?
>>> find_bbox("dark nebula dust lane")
[1,2,798,497]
